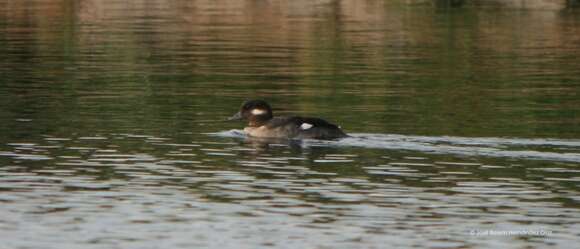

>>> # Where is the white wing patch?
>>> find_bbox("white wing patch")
[300,123,313,130]
[251,109,267,115]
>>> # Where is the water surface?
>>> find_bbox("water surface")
[1,0,579,248]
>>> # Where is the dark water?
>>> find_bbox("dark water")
[1,1,580,248]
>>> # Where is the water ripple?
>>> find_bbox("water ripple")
[209,130,580,162]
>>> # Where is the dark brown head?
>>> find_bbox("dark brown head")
[228,100,274,127]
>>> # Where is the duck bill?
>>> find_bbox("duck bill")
[227,111,243,121]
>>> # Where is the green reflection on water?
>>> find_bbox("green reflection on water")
[0,0,579,141]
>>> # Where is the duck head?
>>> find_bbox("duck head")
[228,100,274,127]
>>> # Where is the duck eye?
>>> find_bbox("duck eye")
[251,109,267,115]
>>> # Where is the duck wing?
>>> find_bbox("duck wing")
[267,116,347,139]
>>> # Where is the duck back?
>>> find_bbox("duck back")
[265,116,348,139]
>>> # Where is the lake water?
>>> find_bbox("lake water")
[1,0,580,248]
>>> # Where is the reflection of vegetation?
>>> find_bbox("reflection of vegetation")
[0,0,579,141]
[434,0,465,8]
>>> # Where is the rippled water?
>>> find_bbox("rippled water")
[1,0,580,248]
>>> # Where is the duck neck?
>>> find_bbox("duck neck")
[248,114,273,127]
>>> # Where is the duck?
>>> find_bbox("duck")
[228,99,348,140]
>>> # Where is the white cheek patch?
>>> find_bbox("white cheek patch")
[300,123,313,130]
[251,109,267,115]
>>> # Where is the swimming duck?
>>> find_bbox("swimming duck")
[228,100,348,140]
